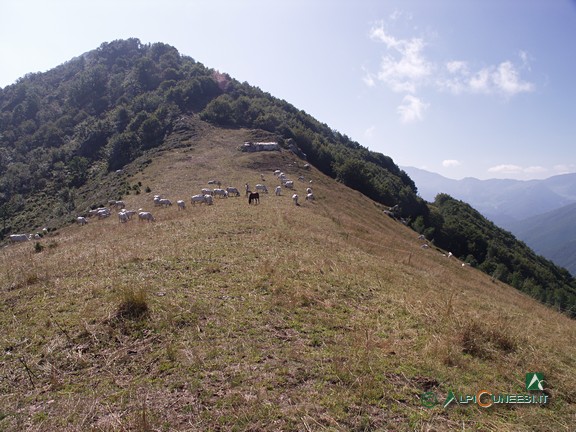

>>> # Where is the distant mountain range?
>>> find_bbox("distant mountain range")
[402,166,576,275]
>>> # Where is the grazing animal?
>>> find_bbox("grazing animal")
[158,198,172,207]
[138,211,155,222]
[274,169,281,176]
[191,194,208,205]
[9,234,31,242]
[305,193,315,201]
[108,200,125,209]
[204,194,214,205]
[255,184,268,193]
[306,187,312,194]
[213,188,228,198]
[248,192,260,205]
[77,216,88,226]
[96,209,111,219]
[292,194,299,205]
[177,200,186,210]
[275,186,282,196]
[245,183,250,196]
[201,188,213,196]
[123,210,137,219]
[226,187,240,197]
[88,207,109,217]
[118,211,130,223]
[284,180,294,189]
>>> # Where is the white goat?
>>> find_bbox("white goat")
[138,211,155,222]
[275,186,282,196]
[213,188,228,198]
[177,200,186,210]
[9,234,31,242]
[191,194,207,205]
[255,184,268,193]
[226,187,240,197]
[96,209,111,219]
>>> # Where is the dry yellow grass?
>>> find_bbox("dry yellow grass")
[1,119,575,431]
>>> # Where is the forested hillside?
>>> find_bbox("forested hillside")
[0,38,575,316]
[0,38,421,233]
[421,194,576,313]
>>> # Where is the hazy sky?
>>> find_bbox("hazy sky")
[1,0,575,180]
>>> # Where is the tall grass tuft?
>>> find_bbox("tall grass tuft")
[116,287,149,320]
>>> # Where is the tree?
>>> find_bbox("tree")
[108,132,137,171]
[140,115,163,149]
[68,156,90,187]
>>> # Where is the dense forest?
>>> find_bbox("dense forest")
[0,38,574,316]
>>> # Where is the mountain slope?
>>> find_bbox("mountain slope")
[2,39,576,324]
[509,202,576,275]
[403,167,576,277]
[402,166,576,227]
[1,123,574,430]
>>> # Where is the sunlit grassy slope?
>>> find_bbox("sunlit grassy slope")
[1,118,575,431]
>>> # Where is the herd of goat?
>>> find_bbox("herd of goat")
[8,169,315,242]
[6,166,463,267]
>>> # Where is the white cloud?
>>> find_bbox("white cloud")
[438,62,532,97]
[446,60,468,74]
[397,95,429,123]
[364,125,376,138]
[494,61,534,95]
[488,164,547,177]
[442,159,461,168]
[440,60,533,97]
[487,164,524,174]
[362,69,376,87]
[523,166,547,175]
[366,19,535,104]
[552,164,576,175]
[369,23,432,93]
[487,164,575,179]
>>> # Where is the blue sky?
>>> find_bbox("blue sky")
[1,0,575,180]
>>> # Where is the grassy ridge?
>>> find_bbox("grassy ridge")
[1,124,575,431]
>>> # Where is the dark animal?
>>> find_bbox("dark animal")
[248,192,260,205]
